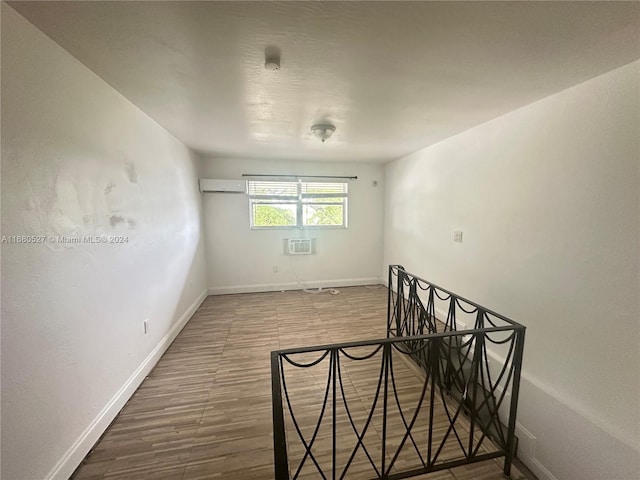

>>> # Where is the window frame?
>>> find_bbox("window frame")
[248,179,349,230]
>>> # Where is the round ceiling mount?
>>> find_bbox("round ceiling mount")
[311,124,336,143]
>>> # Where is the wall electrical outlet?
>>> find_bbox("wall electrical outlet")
[143,319,150,334]
[453,230,463,243]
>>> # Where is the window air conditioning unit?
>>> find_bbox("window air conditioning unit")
[286,238,313,255]
[199,179,246,193]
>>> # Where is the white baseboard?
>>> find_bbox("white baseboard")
[527,457,559,480]
[208,277,382,295]
[46,289,208,480]
[512,422,558,480]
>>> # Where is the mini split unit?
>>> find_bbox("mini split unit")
[199,179,246,193]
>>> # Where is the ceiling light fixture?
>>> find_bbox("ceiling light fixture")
[264,45,281,70]
[311,124,336,143]
[265,58,280,70]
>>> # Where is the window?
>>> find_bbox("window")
[248,179,348,229]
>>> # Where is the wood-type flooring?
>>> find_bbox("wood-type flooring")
[72,286,528,480]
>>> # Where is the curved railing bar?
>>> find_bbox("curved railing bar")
[390,265,524,328]
[455,297,480,314]
[433,288,452,301]
[481,339,517,414]
[472,341,494,454]
[440,334,476,351]
[338,344,384,361]
[282,350,331,368]
[336,352,383,479]
[484,330,516,345]
[472,350,517,457]
[387,350,428,468]
[473,347,510,451]
[282,354,332,479]
[432,334,485,461]
[390,338,431,356]
[472,342,517,449]
[385,351,432,475]
[444,297,457,331]
[433,372,473,462]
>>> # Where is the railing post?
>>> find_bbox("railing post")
[447,297,456,331]
[408,277,416,336]
[467,332,484,458]
[427,335,441,467]
[381,342,391,477]
[387,266,393,337]
[331,349,338,480]
[396,268,405,337]
[504,327,526,476]
[474,309,485,330]
[271,352,290,480]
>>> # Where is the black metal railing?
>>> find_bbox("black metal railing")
[271,265,525,479]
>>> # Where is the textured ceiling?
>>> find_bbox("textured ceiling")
[8,1,640,162]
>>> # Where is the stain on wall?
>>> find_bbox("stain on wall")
[124,159,138,184]
[109,215,125,227]
[19,158,142,249]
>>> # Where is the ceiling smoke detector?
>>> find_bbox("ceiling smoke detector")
[311,124,336,143]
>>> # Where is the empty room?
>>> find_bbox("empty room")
[1,1,639,480]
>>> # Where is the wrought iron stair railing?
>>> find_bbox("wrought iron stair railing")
[271,265,525,480]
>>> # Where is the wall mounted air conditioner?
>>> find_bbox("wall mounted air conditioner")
[199,179,246,193]
[286,238,313,255]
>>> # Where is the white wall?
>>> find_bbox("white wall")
[200,158,384,294]
[383,61,640,480]
[0,5,208,479]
